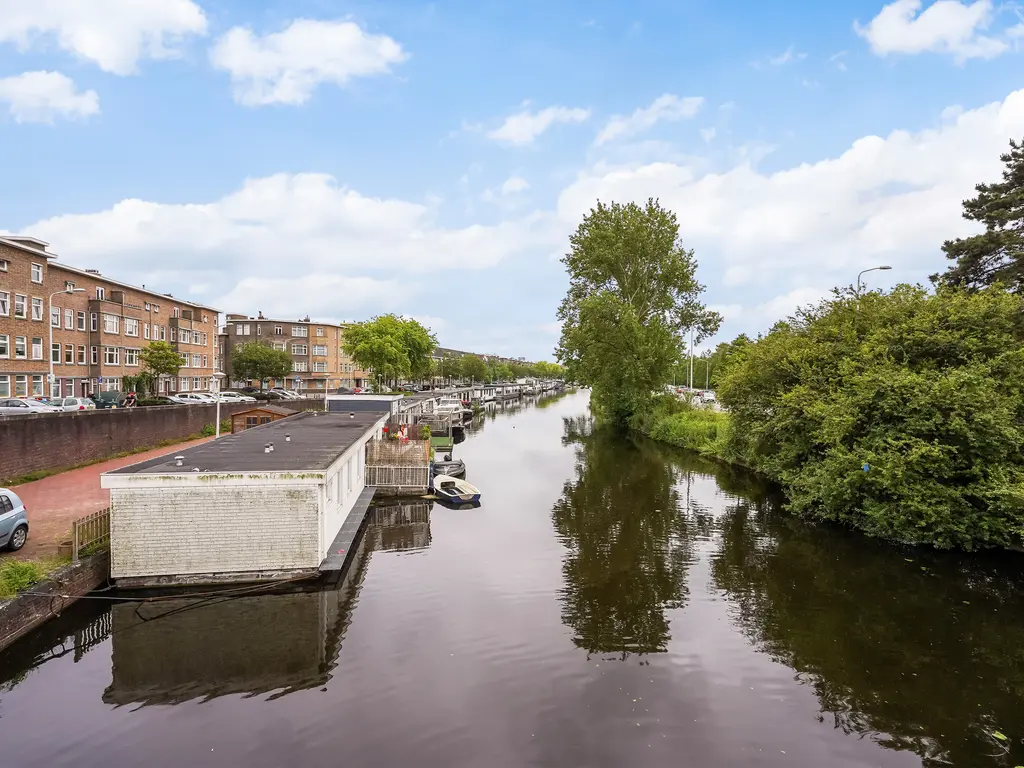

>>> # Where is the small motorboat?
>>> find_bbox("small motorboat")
[433,456,466,478]
[432,474,481,503]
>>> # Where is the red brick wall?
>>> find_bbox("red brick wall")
[0,400,322,482]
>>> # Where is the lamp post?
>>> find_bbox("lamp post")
[856,265,892,295]
[213,371,226,437]
[48,286,85,398]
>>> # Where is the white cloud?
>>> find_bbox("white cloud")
[500,176,530,194]
[25,172,558,278]
[558,88,1024,293]
[699,127,716,143]
[768,46,808,66]
[210,19,408,106]
[830,50,850,71]
[854,0,1010,61]
[722,266,749,286]
[487,105,590,146]
[0,0,207,75]
[594,94,703,146]
[537,321,562,335]
[214,274,406,320]
[0,71,99,123]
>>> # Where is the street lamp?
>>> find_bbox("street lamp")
[213,371,226,437]
[48,286,85,398]
[856,265,892,295]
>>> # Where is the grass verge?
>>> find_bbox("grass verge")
[630,394,732,456]
[0,556,71,599]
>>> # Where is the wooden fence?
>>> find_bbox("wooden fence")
[366,437,430,466]
[72,507,110,562]
[365,465,430,491]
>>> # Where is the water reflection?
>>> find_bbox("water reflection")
[365,500,433,552]
[552,418,692,657]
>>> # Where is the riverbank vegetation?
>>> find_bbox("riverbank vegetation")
[558,138,1024,550]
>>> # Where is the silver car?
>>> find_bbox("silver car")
[0,398,61,415]
[0,488,29,551]
[55,396,97,412]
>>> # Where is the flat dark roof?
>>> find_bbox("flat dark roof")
[109,410,388,475]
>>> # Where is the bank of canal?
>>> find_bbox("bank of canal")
[1,389,1023,767]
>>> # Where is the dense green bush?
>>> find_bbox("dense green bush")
[630,395,730,455]
[718,285,1024,550]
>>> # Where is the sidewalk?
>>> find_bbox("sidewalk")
[5,436,215,562]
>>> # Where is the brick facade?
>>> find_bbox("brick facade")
[0,237,219,399]
[220,314,368,394]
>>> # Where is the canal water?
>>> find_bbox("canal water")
[2,389,1024,767]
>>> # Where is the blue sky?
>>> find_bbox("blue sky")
[1,0,1022,360]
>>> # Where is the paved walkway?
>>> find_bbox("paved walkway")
[5,437,215,562]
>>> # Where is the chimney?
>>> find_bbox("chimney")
[85,269,100,275]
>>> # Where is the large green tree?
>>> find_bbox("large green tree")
[557,199,720,425]
[460,355,488,383]
[718,284,1024,550]
[342,315,438,386]
[933,137,1024,291]
[140,341,183,380]
[231,342,293,390]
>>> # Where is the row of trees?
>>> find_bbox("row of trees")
[432,355,564,384]
[556,137,1024,549]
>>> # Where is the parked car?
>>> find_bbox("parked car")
[55,396,96,411]
[173,392,215,404]
[92,390,125,409]
[334,387,356,394]
[270,389,301,400]
[0,398,61,414]
[0,488,29,551]
[217,391,257,403]
[140,396,179,406]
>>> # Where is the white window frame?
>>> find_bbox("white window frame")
[160,326,166,341]
[91,346,98,365]
[77,311,86,331]
[0,291,8,316]
[31,375,43,396]
[14,336,26,359]
[14,294,26,319]
[14,375,27,397]
[312,345,328,356]
[64,308,73,329]
[0,335,7,358]
[191,353,201,367]
[124,348,139,366]
[144,323,150,340]
[313,361,328,373]
[0,375,9,397]
[90,313,98,331]
[77,345,86,365]
[103,314,120,334]
[292,344,308,355]
[31,263,43,283]
[64,344,74,364]
[292,326,308,337]
[31,297,44,321]
[31,337,42,360]
[124,317,139,337]
[103,346,120,365]
[51,342,61,364]
[96,287,105,301]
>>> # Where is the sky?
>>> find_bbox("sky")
[0,0,1022,361]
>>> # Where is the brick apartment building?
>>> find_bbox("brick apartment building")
[0,235,220,400]
[220,313,368,394]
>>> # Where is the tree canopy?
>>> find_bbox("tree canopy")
[231,342,292,389]
[140,341,182,379]
[459,355,488,382]
[557,199,720,424]
[933,137,1024,291]
[342,315,438,386]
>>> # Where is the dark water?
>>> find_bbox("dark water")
[2,390,1024,767]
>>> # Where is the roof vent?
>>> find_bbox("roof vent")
[85,269,100,275]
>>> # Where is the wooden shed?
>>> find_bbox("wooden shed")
[230,404,296,434]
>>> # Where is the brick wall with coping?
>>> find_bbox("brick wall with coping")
[0,399,323,482]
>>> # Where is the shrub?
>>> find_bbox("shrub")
[0,560,47,598]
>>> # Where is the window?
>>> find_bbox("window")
[170,327,177,341]
[77,311,86,331]
[256,325,262,336]
[51,342,61,363]
[103,314,119,334]
[235,324,250,336]
[274,325,283,335]
[77,345,86,364]
[0,259,7,272]
[14,375,27,397]
[202,332,208,345]
[65,281,75,290]
[31,298,43,321]
[124,318,139,336]
[172,307,180,318]
[50,306,60,327]
[179,377,190,391]
[191,353,201,367]
[96,287,105,301]
[125,348,139,366]
[14,294,26,319]
[145,302,151,311]
[0,291,8,316]
[180,353,189,367]
[31,375,43,396]
[65,344,74,364]
[292,326,308,337]
[272,342,286,351]
[180,329,191,344]
[202,354,208,367]
[313,361,328,372]
[0,335,7,357]
[103,347,120,365]
[293,361,308,372]
[31,338,42,360]
[90,313,98,331]
[91,346,98,365]
[203,314,209,323]
[153,304,159,313]
[65,308,73,329]
[144,323,150,340]
[312,345,327,356]
[15,337,26,359]
[31,263,43,283]
[0,376,8,397]
[316,327,325,336]
[292,344,308,355]
[159,326,166,341]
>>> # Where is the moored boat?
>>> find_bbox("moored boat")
[432,474,481,503]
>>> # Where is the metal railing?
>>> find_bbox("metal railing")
[365,465,430,490]
[72,507,110,562]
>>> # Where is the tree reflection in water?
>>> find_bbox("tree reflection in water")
[552,417,693,658]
